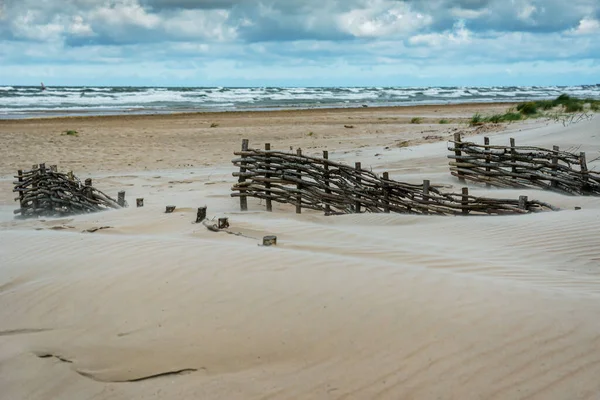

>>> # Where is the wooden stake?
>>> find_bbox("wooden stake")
[423,179,430,215]
[580,152,588,187]
[461,187,469,215]
[323,150,331,214]
[165,205,176,213]
[355,162,361,213]
[218,217,229,229]
[519,196,528,211]
[551,146,559,189]
[263,235,277,246]
[382,172,390,213]
[510,138,517,179]
[196,207,207,223]
[118,191,126,207]
[265,143,272,212]
[484,137,491,188]
[239,139,249,211]
[17,170,24,206]
[454,133,465,183]
[296,148,302,214]
[136,198,144,207]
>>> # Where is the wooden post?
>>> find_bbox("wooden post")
[165,205,176,213]
[50,165,57,172]
[461,187,469,215]
[580,152,588,189]
[382,172,390,213]
[118,191,126,207]
[484,137,491,188]
[17,170,24,207]
[85,178,92,187]
[323,151,331,214]
[239,139,249,211]
[355,162,362,213]
[218,217,229,229]
[519,195,528,211]
[196,207,207,223]
[40,163,46,174]
[264,143,272,212]
[510,138,517,179]
[136,198,144,207]
[296,148,302,214]
[423,179,430,215]
[263,235,277,246]
[551,146,559,189]
[454,133,465,183]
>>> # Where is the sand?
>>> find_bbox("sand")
[1,104,600,399]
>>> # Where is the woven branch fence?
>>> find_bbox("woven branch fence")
[231,140,557,216]
[448,133,600,195]
[13,163,125,218]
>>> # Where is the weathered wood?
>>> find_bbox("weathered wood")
[382,172,390,213]
[118,191,126,207]
[265,143,272,212]
[355,162,362,213]
[218,217,229,229]
[296,148,302,214]
[580,152,588,186]
[239,139,249,211]
[323,150,331,214]
[453,133,465,183]
[165,205,176,213]
[519,196,528,211]
[423,179,430,215]
[196,207,207,223]
[461,187,469,215]
[484,137,491,188]
[263,235,277,246]
[551,145,559,189]
[136,198,144,207]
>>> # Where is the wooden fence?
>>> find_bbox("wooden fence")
[231,140,557,216]
[13,163,124,218]
[448,133,600,195]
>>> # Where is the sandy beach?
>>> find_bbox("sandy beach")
[1,104,600,399]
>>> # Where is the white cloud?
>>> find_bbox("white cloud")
[450,7,490,20]
[409,20,471,47]
[569,17,600,35]
[337,0,432,38]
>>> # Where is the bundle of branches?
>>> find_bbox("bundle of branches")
[14,163,123,218]
[231,142,557,216]
[448,135,600,196]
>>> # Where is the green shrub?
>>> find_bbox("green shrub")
[553,94,572,106]
[516,102,538,115]
[62,130,79,137]
[534,100,554,110]
[591,103,599,112]
[502,112,523,121]
[439,119,450,124]
[210,122,219,128]
[411,117,423,124]
[564,101,584,113]
[470,113,483,126]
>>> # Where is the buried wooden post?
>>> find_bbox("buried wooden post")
[551,146,559,189]
[323,150,331,214]
[117,191,126,207]
[355,162,362,213]
[136,198,144,207]
[519,195,528,211]
[50,165,57,172]
[295,148,302,214]
[218,217,229,229]
[580,152,588,187]
[196,206,207,223]
[165,205,176,213]
[461,187,469,215]
[85,178,92,187]
[382,172,390,213]
[484,137,491,188]
[239,139,249,211]
[263,235,277,246]
[453,133,465,183]
[510,138,517,179]
[423,179,430,215]
[265,143,272,212]
[17,170,24,207]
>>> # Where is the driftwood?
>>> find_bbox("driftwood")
[231,140,557,216]
[448,134,600,195]
[14,164,124,218]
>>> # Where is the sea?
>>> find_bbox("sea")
[1,85,599,119]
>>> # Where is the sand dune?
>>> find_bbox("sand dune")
[1,108,600,399]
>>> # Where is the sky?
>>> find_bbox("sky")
[0,0,599,87]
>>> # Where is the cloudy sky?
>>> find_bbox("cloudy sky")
[0,0,599,86]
